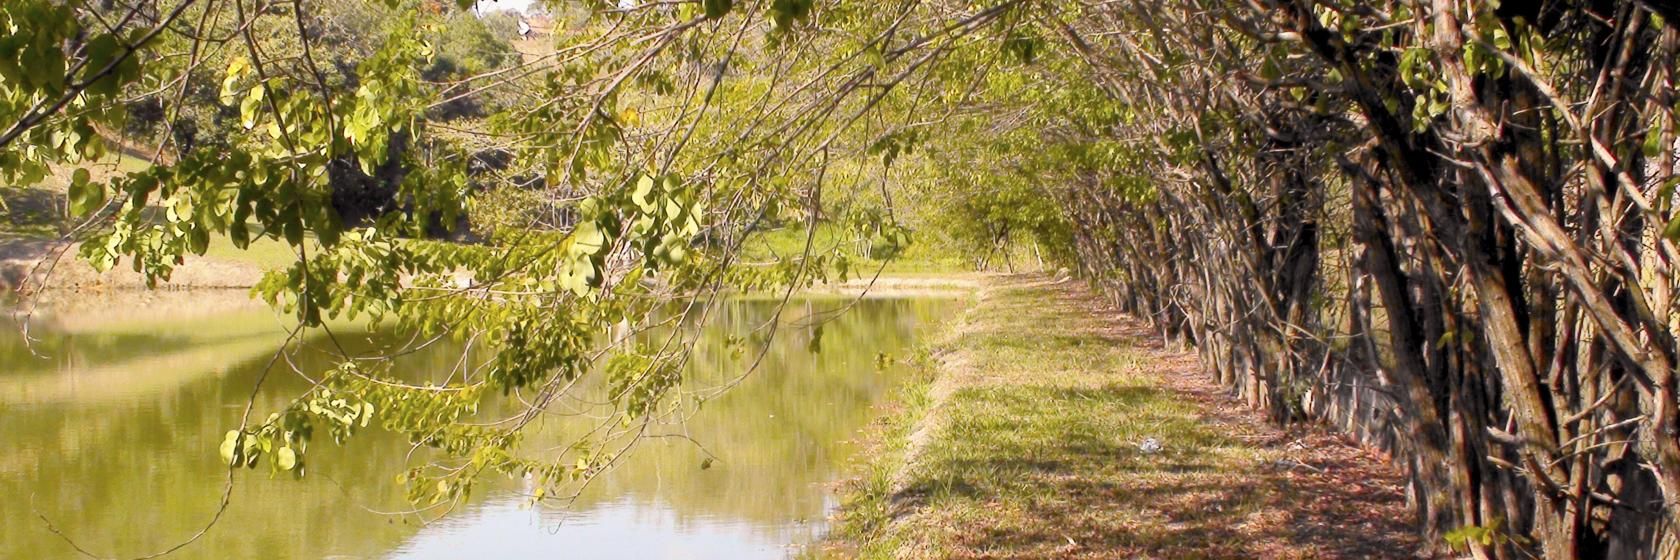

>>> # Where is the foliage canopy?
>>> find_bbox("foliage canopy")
[5,0,1680,558]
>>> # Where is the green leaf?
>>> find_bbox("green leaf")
[1643,127,1666,158]
[1427,94,1450,118]
[1657,177,1680,212]
[572,222,607,256]
[187,226,210,255]
[219,431,241,465]
[80,34,123,98]
[276,446,297,470]
[68,168,104,217]
[242,435,260,467]
[560,258,598,296]
[240,87,265,129]
[1259,57,1281,81]
[703,0,732,19]
[1398,48,1425,89]
[1493,27,1512,50]
[230,221,250,249]
[222,58,250,105]
[633,175,657,212]
[769,0,812,28]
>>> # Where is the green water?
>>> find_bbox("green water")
[0,291,956,559]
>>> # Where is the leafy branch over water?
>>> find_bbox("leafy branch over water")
[5,0,1680,558]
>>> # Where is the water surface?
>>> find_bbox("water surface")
[0,291,955,559]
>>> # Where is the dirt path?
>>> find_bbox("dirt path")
[833,274,1431,559]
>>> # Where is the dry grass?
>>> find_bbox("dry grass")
[821,274,1429,559]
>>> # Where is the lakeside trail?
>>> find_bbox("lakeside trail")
[827,274,1431,559]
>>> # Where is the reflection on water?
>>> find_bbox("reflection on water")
[0,293,956,559]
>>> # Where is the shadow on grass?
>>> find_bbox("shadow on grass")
[891,383,1420,559]
[1,187,66,240]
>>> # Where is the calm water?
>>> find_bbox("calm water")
[0,291,956,559]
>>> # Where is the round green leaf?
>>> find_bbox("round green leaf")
[276,446,297,470]
[219,438,239,465]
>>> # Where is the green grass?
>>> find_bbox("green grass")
[36,152,153,192]
[0,186,64,239]
[3,154,152,240]
[817,347,941,558]
[200,231,307,270]
[817,276,1339,559]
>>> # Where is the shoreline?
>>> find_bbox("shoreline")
[4,246,985,300]
[2,240,269,294]
[808,275,987,559]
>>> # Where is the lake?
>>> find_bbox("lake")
[0,291,957,559]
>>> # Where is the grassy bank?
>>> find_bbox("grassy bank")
[816,286,979,558]
[819,275,1428,559]
[741,224,972,276]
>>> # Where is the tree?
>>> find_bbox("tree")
[0,2,1012,555]
[906,2,1680,557]
[4,0,1680,558]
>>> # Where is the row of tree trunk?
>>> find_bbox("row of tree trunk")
[1024,1,1680,557]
